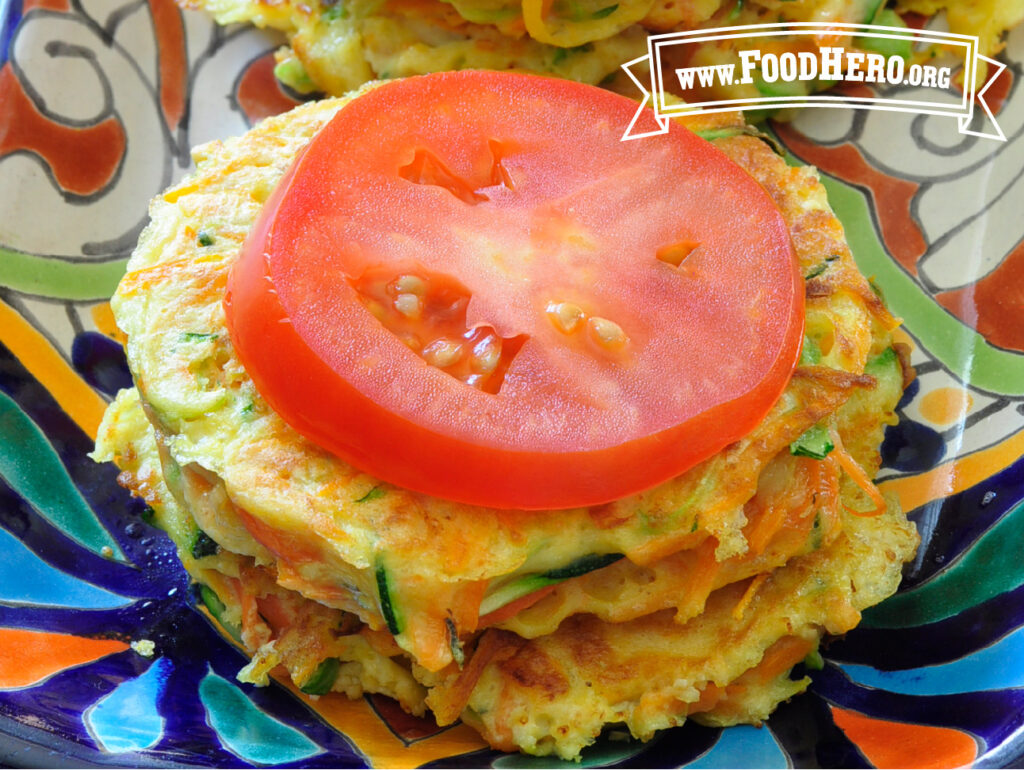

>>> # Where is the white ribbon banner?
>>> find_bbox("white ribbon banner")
[622,22,1006,142]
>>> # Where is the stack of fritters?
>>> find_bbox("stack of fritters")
[180,0,1024,99]
[94,93,918,759]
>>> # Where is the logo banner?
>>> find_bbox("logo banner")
[622,22,1006,142]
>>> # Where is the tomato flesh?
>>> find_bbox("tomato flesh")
[225,71,804,510]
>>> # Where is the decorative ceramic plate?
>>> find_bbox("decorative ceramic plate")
[1,1,1023,766]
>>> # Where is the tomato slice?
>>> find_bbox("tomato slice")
[225,71,803,510]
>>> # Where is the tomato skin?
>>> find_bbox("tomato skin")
[225,72,804,510]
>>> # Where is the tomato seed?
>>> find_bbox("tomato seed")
[588,317,628,350]
[395,293,422,319]
[470,335,502,373]
[393,274,426,296]
[423,338,464,368]
[547,302,585,334]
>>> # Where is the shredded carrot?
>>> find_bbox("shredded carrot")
[452,580,488,633]
[732,573,769,620]
[410,614,453,673]
[359,626,404,657]
[828,427,888,517]
[428,630,520,726]
[236,579,272,648]
[627,526,705,565]
[255,594,294,634]
[117,253,226,296]
[750,635,815,684]
[235,506,323,563]
[677,539,721,620]
[744,456,824,558]
[745,501,788,556]
[224,575,244,610]
[685,682,727,715]
[686,637,815,720]
[478,584,558,629]
[239,591,258,630]
[816,453,842,535]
